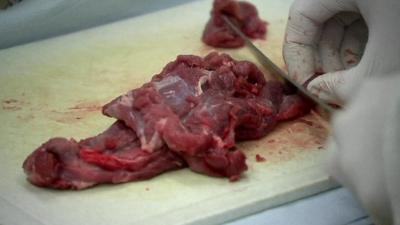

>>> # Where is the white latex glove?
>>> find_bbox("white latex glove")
[283,0,400,105]
[327,74,400,225]
[283,1,400,224]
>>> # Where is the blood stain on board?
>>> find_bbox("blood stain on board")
[285,116,328,151]
[49,101,103,123]
[68,102,102,112]
[298,118,314,126]
[229,175,241,182]
[255,154,266,162]
[256,114,329,165]
[1,99,23,111]
[16,114,35,122]
[3,99,17,104]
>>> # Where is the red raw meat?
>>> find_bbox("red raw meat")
[23,52,312,190]
[202,0,268,48]
[255,154,266,162]
[23,121,185,189]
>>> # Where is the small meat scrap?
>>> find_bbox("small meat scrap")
[202,0,268,48]
[255,154,266,162]
[23,52,312,190]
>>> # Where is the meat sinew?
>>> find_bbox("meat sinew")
[23,52,312,190]
[202,0,268,48]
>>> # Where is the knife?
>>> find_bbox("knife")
[222,16,335,113]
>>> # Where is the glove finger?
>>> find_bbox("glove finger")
[382,81,400,224]
[325,137,345,184]
[307,66,363,105]
[333,78,394,225]
[340,19,368,69]
[319,12,360,73]
[313,45,323,74]
[326,109,359,192]
[286,0,359,45]
[319,17,345,73]
[284,0,359,84]
[283,42,316,84]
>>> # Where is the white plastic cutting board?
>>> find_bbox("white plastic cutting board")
[0,1,336,224]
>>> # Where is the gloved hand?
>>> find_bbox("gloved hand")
[283,0,400,105]
[327,74,400,225]
[283,0,400,224]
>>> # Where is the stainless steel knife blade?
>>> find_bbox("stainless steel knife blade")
[222,15,335,113]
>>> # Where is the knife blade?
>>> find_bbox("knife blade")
[222,15,335,113]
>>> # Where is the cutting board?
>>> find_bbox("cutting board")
[0,1,336,224]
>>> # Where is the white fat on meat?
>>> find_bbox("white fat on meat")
[153,76,182,91]
[119,92,134,108]
[141,118,167,152]
[195,70,213,96]
[161,90,176,99]
[103,92,134,117]
[129,111,147,149]
[154,75,194,107]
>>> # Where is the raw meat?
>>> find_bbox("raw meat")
[202,0,267,48]
[23,52,312,190]
[23,121,185,189]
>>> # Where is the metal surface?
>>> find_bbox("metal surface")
[222,16,335,113]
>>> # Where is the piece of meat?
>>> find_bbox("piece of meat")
[23,52,312,190]
[202,0,268,48]
[23,122,185,190]
[255,154,266,162]
[277,95,313,121]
